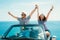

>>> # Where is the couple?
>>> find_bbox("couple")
[8,4,53,38]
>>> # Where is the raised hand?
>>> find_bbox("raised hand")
[46,5,54,20]
[8,12,11,15]
[29,4,38,17]
[8,12,17,19]
[50,5,54,11]
[35,4,38,9]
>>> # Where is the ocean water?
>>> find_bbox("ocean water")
[0,21,60,40]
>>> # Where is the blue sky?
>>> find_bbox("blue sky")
[0,0,60,21]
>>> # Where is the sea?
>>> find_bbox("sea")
[0,21,60,40]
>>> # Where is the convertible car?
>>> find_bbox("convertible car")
[0,24,49,40]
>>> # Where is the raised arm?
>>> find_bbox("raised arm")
[8,12,18,19]
[37,5,40,19]
[46,6,54,20]
[29,5,37,17]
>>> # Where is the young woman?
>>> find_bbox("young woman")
[36,5,54,38]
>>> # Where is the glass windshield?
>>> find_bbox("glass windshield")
[5,25,45,40]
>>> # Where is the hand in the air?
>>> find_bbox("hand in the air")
[8,12,11,15]
[35,4,38,9]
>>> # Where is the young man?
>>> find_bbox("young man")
[8,5,37,25]
[8,5,37,37]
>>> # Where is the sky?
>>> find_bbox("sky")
[0,0,60,21]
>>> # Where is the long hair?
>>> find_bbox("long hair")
[38,15,46,21]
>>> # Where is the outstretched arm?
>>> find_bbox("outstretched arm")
[37,5,40,19]
[8,12,18,19]
[29,5,37,17]
[46,6,54,20]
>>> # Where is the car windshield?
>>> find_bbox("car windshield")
[4,24,45,40]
